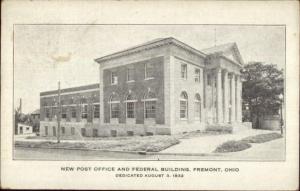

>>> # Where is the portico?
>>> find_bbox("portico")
[203,68,242,125]
[202,43,244,126]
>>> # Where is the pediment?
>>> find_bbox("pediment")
[202,43,244,65]
[222,45,244,65]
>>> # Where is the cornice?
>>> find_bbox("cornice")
[95,37,207,64]
[220,55,243,69]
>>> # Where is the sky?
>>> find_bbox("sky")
[14,25,285,114]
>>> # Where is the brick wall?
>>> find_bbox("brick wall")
[40,86,100,123]
[103,56,165,124]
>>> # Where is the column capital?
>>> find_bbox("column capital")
[222,69,229,74]
[228,72,235,79]
[213,68,222,74]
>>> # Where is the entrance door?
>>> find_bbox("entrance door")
[19,126,23,134]
[81,128,86,137]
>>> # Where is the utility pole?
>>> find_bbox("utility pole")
[19,98,22,113]
[57,81,61,143]
[214,28,217,47]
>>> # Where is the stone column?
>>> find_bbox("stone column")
[230,73,236,123]
[223,70,229,123]
[200,68,205,123]
[203,71,208,123]
[236,75,242,122]
[216,69,223,123]
[211,73,216,123]
[99,65,104,125]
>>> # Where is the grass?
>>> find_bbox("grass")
[16,135,180,152]
[241,133,283,143]
[214,132,283,153]
[205,125,233,134]
[175,129,231,139]
[214,140,251,153]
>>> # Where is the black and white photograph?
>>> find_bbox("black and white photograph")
[1,1,298,190]
[13,24,286,161]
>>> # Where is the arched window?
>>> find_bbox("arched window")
[180,92,188,119]
[144,91,157,119]
[194,94,201,121]
[109,94,120,119]
[125,93,137,118]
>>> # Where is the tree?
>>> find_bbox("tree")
[241,62,284,128]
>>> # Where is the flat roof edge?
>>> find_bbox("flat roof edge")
[40,83,99,96]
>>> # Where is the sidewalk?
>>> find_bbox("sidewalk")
[160,129,279,154]
[224,138,285,160]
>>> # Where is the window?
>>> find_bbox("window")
[61,127,65,134]
[194,94,201,120]
[127,68,135,82]
[71,127,75,135]
[26,127,30,130]
[81,128,86,136]
[195,68,200,83]
[181,64,187,79]
[71,107,76,118]
[93,129,98,137]
[111,71,118,84]
[214,76,217,87]
[144,91,157,119]
[61,107,67,119]
[111,103,119,118]
[145,62,154,79]
[45,126,48,136]
[125,93,136,118]
[45,108,50,118]
[81,105,88,119]
[127,102,135,118]
[51,107,57,120]
[93,104,100,118]
[52,126,56,136]
[180,92,188,119]
[145,101,156,118]
[109,94,120,119]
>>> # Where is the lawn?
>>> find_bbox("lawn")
[15,135,180,152]
[241,133,283,143]
[214,132,283,153]
[214,140,251,153]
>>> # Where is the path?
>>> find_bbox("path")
[161,129,279,154]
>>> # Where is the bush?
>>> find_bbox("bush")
[241,133,282,143]
[206,125,233,134]
[214,140,251,153]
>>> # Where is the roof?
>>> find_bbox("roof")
[31,109,40,115]
[40,83,99,96]
[95,37,207,63]
[201,42,244,65]
[17,123,32,127]
[201,42,236,55]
